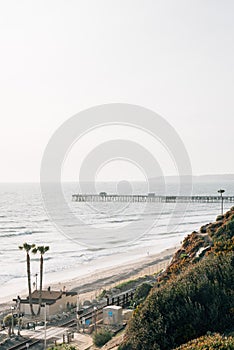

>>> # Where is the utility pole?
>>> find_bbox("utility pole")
[93,306,97,333]
[11,306,15,336]
[218,189,225,215]
[35,273,38,290]
[16,296,21,336]
[43,303,47,350]
[76,294,80,332]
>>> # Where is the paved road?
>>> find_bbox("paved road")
[21,325,69,342]
[20,326,93,349]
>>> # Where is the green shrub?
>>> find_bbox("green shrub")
[97,289,107,300]
[93,328,112,347]
[133,283,152,305]
[118,344,133,350]
[121,253,234,350]
[174,333,234,349]
[3,313,18,336]
[209,211,234,253]
[3,314,17,327]
[48,345,77,350]
[115,276,148,292]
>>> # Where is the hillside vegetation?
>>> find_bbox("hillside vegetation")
[174,333,234,350]
[119,207,234,350]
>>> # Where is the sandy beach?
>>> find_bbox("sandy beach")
[53,246,176,301]
[0,246,177,314]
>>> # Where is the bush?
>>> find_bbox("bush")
[93,328,112,347]
[174,333,234,349]
[133,283,152,305]
[210,211,234,253]
[48,346,77,350]
[121,253,234,350]
[3,314,16,326]
[3,313,17,336]
[118,344,133,350]
[98,289,107,300]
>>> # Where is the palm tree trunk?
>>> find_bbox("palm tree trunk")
[37,254,43,316]
[27,252,35,316]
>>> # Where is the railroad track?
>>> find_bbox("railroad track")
[6,338,41,350]
[61,291,136,329]
[59,319,77,328]
[59,287,138,329]
[3,286,138,349]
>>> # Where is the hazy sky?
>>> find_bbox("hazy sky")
[0,0,234,182]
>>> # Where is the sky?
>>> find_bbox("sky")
[0,0,234,182]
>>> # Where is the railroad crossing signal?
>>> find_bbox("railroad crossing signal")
[13,313,24,318]
[77,309,84,315]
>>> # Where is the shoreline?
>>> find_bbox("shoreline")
[54,246,176,299]
[0,246,177,314]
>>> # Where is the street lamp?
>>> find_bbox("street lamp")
[218,189,225,215]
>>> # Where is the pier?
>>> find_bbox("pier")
[72,193,234,203]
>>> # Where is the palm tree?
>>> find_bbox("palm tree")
[3,313,14,337]
[19,243,36,316]
[36,245,50,316]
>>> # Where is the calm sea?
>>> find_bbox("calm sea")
[0,181,233,290]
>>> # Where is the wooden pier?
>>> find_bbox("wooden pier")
[72,193,234,203]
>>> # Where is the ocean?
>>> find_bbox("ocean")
[0,181,233,299]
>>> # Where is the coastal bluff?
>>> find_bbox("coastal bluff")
[119,207,234,350]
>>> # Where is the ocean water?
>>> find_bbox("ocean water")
[0,181,233,295]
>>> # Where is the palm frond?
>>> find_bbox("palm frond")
[32,247,38,255]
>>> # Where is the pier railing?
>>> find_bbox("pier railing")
[72,194,234,203]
